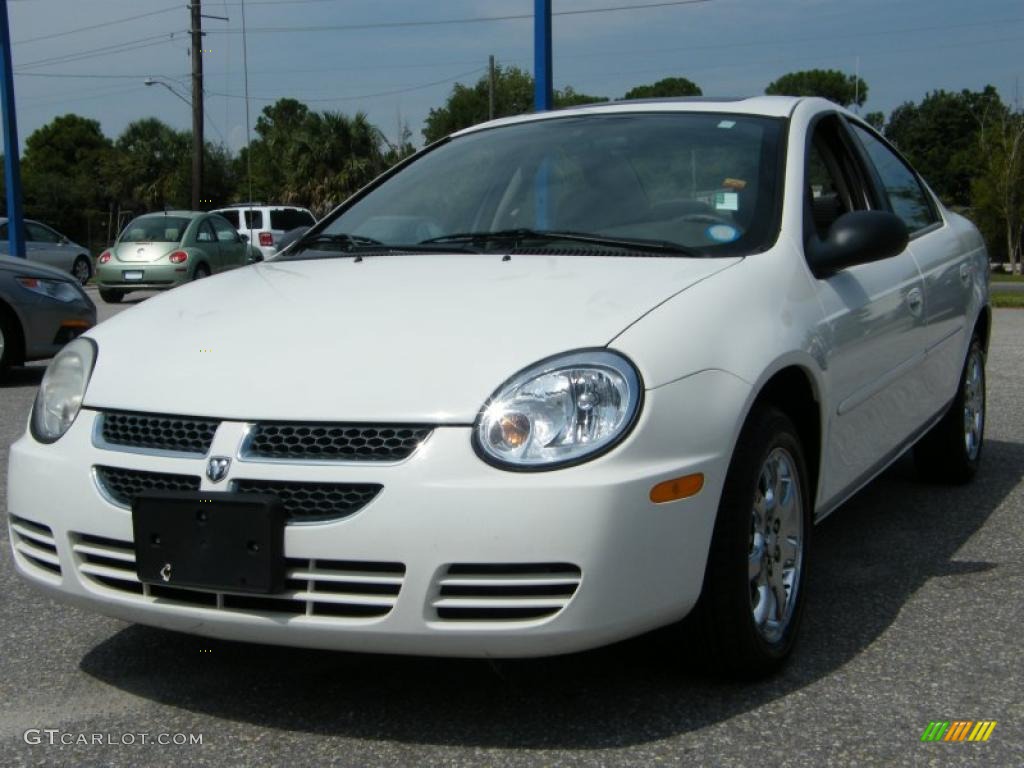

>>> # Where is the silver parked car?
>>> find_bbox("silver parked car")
[0,218,94,285]
[0,254,96,379]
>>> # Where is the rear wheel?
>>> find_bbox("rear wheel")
[99,289,124,304]
[687,407,811,678]
[0,309,22,376]
[72,255,92,285]
[914,336,985,483]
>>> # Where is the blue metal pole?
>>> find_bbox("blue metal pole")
[0,0,26,258]
[534,0,553,112]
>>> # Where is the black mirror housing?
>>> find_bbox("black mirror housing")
[807,210,909,278]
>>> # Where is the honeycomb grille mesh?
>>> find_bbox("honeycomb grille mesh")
[244,423,432,461]
[233,479,382,522]
[95,466,201,507]
[100,411,219,455]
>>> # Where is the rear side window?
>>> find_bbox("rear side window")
[244,210,264,229]
[217,210,239,228]
[270,208,315,230]
[850,124,938,233]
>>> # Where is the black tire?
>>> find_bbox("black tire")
[0,308,20,375]
[99,289,124,304]
[193,263,210,280]
[913,336,985,484]
[72,255,92,285]
[686,406,812,679]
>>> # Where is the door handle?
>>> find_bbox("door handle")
[907,287,924,317]
[959,263,972,286]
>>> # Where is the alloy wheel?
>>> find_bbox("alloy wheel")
[963,348,985,461]
[749,447,804,643]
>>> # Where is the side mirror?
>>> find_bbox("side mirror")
[807,211,909,278]
[239,233,250,243]
[59,236,69,245]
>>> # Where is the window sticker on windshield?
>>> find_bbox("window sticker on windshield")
[718,120,736,129]
[714,192,739,211]
[706,224,739,243]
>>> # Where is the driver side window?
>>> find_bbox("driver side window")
[805,116,873,241]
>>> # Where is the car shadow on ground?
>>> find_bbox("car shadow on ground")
[0,365,44,388]
[79,439,1024,748]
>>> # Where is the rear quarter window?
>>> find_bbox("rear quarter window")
[217,210,240,228]
[270,209,315,230]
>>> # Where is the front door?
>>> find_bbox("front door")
[209,216,245,270]
[804,115,928,509]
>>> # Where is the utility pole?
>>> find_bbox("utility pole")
[190,0,204,210]
[534,0,553,111]
[0,0,26,258]
[488,55,496,120]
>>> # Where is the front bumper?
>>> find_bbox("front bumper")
[7,370,750,657]
[96,261,187,290]
[19,293,96,362]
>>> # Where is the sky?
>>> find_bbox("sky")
[4,0,1023,152]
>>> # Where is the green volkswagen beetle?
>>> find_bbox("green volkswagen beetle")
[95,211,258,303]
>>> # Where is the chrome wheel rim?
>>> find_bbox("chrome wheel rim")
[0,323,5,361]
[73,258,91,284]
[749,447,804,643]
[963,349,985,461]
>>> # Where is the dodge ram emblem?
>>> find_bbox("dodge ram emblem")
[206,456,231,483]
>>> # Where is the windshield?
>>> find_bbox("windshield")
[303,112,783,257]
[119,216,192,243]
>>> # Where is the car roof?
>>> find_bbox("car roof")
[451,95,806,137]
[133,211,203,220]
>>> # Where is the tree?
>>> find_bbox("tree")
[765,69,867,107]
[423,65,605,142]
[623,77,702,100]
[885,87,1004,207]
[972,108,1024,273]
[865,111,885,131]
[110,118,191,211]
[20,114,113,250]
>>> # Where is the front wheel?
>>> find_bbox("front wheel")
[687,407,811,678]
[193,263,210,280]
[913,336,985,483]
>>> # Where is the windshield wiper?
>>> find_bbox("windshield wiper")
[279,231,480,260]
[293,232,384,250]
[419,228,702,256]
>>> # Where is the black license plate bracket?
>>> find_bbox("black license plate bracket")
[132,491,285,594]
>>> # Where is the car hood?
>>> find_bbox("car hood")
[83,253,740,422]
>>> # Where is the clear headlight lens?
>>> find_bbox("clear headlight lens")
[31,337,97,443]
[474,350,642,470]
[16,276,81,303]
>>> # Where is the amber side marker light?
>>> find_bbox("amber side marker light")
[650,473,704,504]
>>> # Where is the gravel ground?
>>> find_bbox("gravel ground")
[1,293,1021,767]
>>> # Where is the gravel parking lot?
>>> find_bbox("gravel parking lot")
[2,291,1021,767]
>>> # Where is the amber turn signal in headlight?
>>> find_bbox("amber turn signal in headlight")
[650,473,704,504]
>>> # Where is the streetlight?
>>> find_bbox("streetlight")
[144,77,191,108]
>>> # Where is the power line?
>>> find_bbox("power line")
[204,66,487,103]
[208,0,713,34]
[13,4,180,46]
[16,32,187,70]
[15,71,189,80]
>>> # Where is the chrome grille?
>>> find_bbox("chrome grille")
[9,515,62,577]
[71,532,404,619]
[232,479,382,522]
[95,466,200,507]
[243,422,432,462]
[99,411,219,455]
[433,563,582,621]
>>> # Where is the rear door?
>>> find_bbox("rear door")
[846,121,971,414]
[804,114,929,508]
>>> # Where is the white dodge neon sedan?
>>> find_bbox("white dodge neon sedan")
[7,97,989,677]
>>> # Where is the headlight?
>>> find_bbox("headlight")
[16,276,81,303]
[474,350,642,470]
[30,337,97,444]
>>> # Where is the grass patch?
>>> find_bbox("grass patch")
[992,292,1024,308]
[991,272,1024,282]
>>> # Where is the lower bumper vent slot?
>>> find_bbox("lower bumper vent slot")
[9,515,62,577]
[70,532,404,620]
[433,563,582,621]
